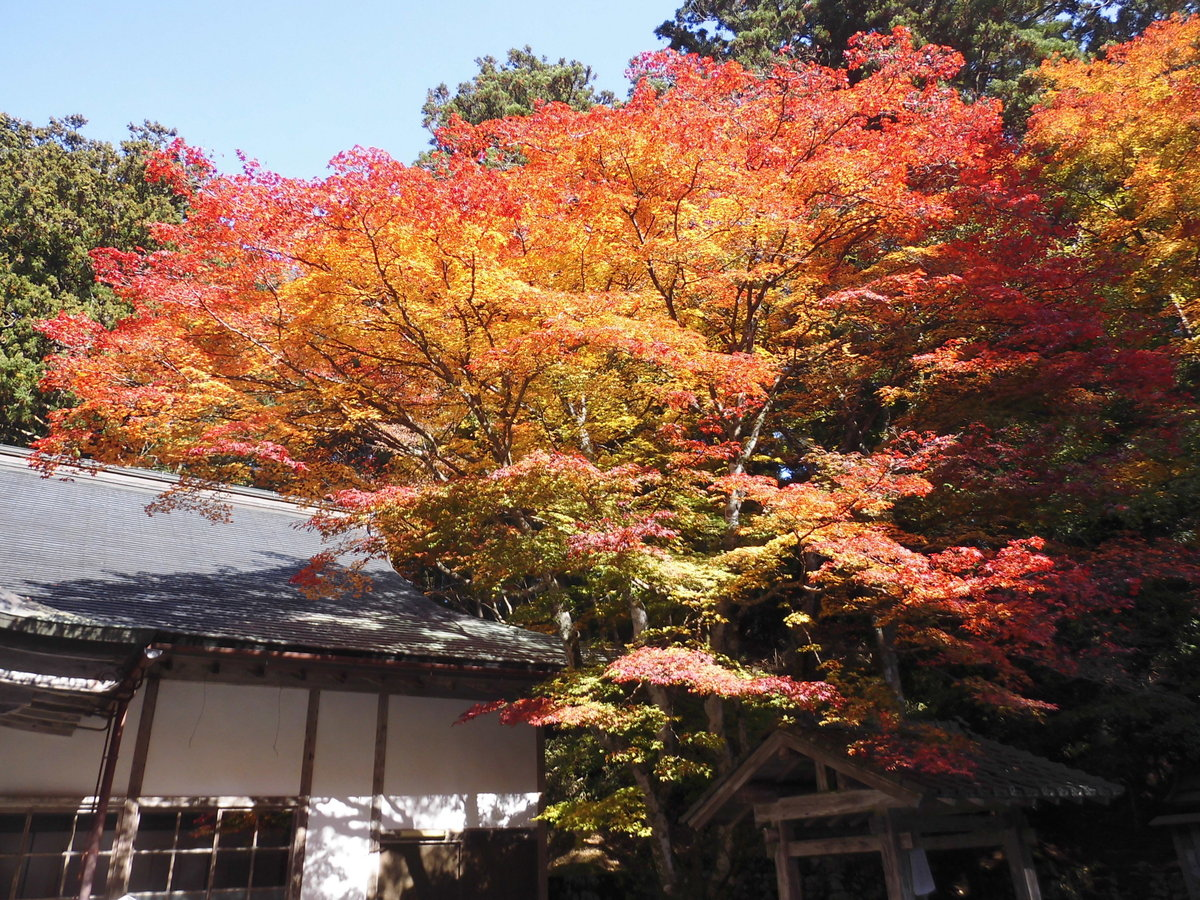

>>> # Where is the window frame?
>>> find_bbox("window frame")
[0,797,297,900]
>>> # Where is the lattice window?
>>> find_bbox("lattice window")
[0,810,117,900]
[127,806,293,899]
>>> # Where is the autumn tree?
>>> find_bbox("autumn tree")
[655,0,1200,121]
[1028,14,1200,365]
[37,30,1197,897]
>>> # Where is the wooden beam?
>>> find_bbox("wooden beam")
[686,734,796,830]
[287,689,320,900]
[893,811,1005,833]
[915,829,1009,851]
[766,824,804,899]
[776,733,922,806]
[1171,825,1200,900]
[814,763,830,793]
[1152,813,1200,827]
[876,812,916,900]
[1003,813,1044,900]
[755,789,905,824]
[367,692,389,899]
[684,731,794,829]
[785,834,882,857]
[107,675,159,897]
[78,695,132,898]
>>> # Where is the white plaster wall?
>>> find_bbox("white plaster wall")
[0,690,142,796]
[310,691,376,798]
[139,680,306,796]
[303,796,375,900]
[381,695,539,830]
[303,691,377,900]
[299,692,541,900]
[1,681,540,900]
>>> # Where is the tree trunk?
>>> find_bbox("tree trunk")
[629,762,678,896]
[556,603,580,668]
[873,620,905,705]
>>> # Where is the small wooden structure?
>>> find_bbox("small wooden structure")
[684,728,1122,900]
[1151,772,1200,899]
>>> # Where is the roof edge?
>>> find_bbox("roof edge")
[0,444,327,519]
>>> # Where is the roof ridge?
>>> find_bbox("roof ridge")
[0,444,326,518]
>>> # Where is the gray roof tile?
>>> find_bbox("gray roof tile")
[0,447,564,670]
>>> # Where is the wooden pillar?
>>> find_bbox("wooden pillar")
[287,688,320,900]
[764,824,803,900]
[367,692,389,900]
[106,674,159,898]
[814,763,830,793]
[536,727,549,900]
[1003,812,1044,900]
[1171,825,1200,900]
[79,696,131,899]
[874,812,915,900]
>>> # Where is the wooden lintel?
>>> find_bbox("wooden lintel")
[1151,813,1200,827]
[912,829,1009,851]
[894,811,1006,833]
[755,789,905,825]
[786,834,881,857]
[0,715,76,735]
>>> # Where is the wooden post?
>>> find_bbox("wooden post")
[874,812,915,900]
[765,825,803,900]
[1171,825,1200,900]
[107,674,160,898]
[287,689,320,900]
[80,647,161,900]
[1003,812,1044,900]
[367,692,389,899]
[536,727,549,900]
[814,763,830,793]
[78,697,130,900]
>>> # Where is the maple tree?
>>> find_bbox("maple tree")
[1028,15,1200,365]
[656,0,1200,123]
[36,29,1199,897]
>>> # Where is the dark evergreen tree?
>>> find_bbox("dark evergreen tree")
[0,114,185,443]
[422,46,617,142]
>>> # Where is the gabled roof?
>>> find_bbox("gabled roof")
[685,726,1123,830]
[0,446,564,672]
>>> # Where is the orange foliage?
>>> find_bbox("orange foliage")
[34,32,1194,799]
[1029,15,1200,355]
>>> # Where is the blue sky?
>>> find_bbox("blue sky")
[4,0,678,179]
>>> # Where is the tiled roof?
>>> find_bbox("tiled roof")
[684,725,1121,829]
[0,447,564,670]
[800,726,1124,804]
